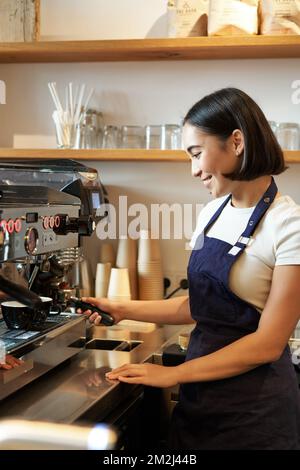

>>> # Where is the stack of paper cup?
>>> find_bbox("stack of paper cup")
[107,267,131,301]
[100,242,116,266]
[137,229,164,300]
[116,237,138,300]
[95,262,112,298]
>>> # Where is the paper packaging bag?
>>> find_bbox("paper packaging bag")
[208,0,259,36]
[260,0,300,35]
[167,0,209,37]
[0,0,40,42]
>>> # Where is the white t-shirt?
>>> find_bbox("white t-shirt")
[190,194,300,313]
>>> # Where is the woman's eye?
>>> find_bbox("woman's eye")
[192,152,202,160]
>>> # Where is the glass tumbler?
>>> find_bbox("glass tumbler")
[119,125,144,148]
[53,110,76,149]
[161,124,182,149]
[102,125,119,149]
[276,122,300,150]
[145,125,163,149]
[84,113,98,149]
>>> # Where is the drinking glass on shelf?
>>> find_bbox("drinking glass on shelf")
[145,125,163,149]
[102,125,119,149]
[84,111,98,149]
[161,124,182,149]
[276,122,300,150]
[53,110,76,149]
[119,125,144,148]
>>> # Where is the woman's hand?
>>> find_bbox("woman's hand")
[0,355,24,370]
[78,297,124,326]
[105,363,180,388]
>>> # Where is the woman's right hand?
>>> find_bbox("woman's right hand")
[78,297,124,326]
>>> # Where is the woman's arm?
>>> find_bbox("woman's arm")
[81,295,194,325]
[106,265,300,387]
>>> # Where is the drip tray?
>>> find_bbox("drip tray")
[69,338,142,351]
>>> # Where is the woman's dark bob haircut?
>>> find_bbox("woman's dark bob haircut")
[183,88,287,180]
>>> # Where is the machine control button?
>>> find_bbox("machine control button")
[49,216,55,229]
[7,219,15,234]
[24,227,39,255]
[43,217,49,230]
[14,218,22,233]
[54,215,61,228]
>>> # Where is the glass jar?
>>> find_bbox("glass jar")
[276,122,300,150]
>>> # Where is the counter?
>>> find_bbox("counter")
[0,322,192,434]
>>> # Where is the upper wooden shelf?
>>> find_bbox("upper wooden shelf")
[0,36,300,63]
[0,148,299,163]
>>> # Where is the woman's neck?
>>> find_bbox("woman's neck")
[230,176,272,208]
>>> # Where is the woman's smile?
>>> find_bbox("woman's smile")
[202,175,213,187]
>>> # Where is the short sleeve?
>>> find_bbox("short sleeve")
[275,205,300,266]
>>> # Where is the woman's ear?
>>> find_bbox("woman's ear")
[232,129,244,156]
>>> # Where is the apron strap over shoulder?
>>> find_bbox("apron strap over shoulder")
[228,177,278,256]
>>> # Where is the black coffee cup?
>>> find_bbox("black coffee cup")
[1,296,54,330]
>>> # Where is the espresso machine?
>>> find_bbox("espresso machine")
[0,159,107,400]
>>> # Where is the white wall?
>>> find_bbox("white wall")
[0,0,300,284]
[41,0,168,40]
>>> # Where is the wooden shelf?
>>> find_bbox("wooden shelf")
[0,148,299,163]
[0,36,300,63]
[0,148,188,161]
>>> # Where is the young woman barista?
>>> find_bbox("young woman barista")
[81,88,300,450]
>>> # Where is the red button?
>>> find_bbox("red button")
[43,217,49,230]
[49,216,55,229]
[54,215,60,228]
[14,218,22,233]
[7,219,15,234]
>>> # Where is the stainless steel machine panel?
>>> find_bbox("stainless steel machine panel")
[0,202,79,261]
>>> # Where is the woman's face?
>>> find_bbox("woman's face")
[183,123,243,198]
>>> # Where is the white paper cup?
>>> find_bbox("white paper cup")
[107,268,131,299]
[116,238,138,299]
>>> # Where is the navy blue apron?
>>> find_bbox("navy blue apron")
[170,178,300,450]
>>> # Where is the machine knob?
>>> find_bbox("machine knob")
[53,215,95,236]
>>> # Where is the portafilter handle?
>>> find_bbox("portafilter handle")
[67,297,114,326]
[0,274,43,309]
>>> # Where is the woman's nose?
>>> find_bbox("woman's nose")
[191,159,202,177]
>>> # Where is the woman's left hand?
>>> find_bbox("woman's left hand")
[106,363,179,388]
[0,355,24,370]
